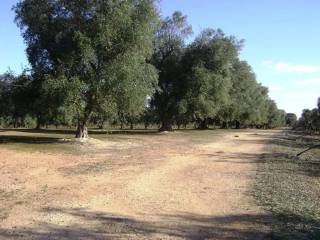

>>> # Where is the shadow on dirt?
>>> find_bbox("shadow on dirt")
[0,129,162,145]
[0,128,160,135]
[0,208,270,240]
[0,135,65,144]
[0,207,319,239]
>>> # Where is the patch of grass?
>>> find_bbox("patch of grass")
[255,131,320,239]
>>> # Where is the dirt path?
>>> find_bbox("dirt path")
[0,129,277,239]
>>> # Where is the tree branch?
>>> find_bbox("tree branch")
[297,144,320,157]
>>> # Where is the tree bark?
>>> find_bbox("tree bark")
[98,120,104,129]
[159,120,173,132]
[76,123,88,139]
[197,119,209,130]
[35,116,42,130]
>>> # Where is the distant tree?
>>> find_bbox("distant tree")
[0,72,14,126]
[266,100,285,128]
[246,84,269,128]
[310,108,320,132]
[299,109,313,131]
[151,11,193,131]
[219,60,258,128]
[285,113,297,127]
[0,71,34,128]
[181,29,241,129]
[296,97,320,133]
[15,0,159,138]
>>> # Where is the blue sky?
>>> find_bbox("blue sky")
[1,0,320,116]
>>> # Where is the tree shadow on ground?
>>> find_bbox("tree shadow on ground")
[0,128,76,135]
[0,135,65,144]
[201,152,289,164]
[0,207,271,240]
[0,128,161,139]
[0,129,74,145]
[0,207,319,240]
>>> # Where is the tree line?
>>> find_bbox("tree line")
[293,98,320,133]
[0,0,286,138]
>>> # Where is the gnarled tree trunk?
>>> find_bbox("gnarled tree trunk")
[160,119,173,132]
[197,119,209,130]
[76,122,88,139]
[235,120,241,129]
[35,115,42,130]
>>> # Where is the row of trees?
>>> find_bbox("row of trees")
[0,0,286,138]
[294,98,320,133]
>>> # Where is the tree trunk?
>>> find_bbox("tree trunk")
[35,116,42,130]
[197,119,208,130]
[98,120,104,129]
[222,121,229,129]
[159,120,173,132]
[76,123,88,139]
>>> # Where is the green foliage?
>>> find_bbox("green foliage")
[151,11,192,131]
[299,109,320,132]
[180,29,240,128]
[296,98,320,133]
[0,71,34,127]
[285,113,297,127]
[14,0,159,137]
[0,5,286,132]
[219,60,261,128]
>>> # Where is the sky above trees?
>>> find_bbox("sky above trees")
[1,0,320,116]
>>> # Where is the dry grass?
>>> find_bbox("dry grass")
[255,131,320,239]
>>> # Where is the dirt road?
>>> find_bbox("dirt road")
[0,129,276,239]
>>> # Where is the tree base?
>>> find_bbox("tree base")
[76,125,88,139]
[159,125,173,132]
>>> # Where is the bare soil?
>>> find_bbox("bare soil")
[0,129,277,239]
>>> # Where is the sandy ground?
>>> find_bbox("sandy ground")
[0,129,277,239]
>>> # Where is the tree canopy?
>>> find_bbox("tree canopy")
[14,0,159,137]
[0,4,288,135]
[295,98,320,133]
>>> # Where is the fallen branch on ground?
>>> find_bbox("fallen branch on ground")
[296,144,320,156]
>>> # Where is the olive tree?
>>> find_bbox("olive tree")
[15,0,159,138]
